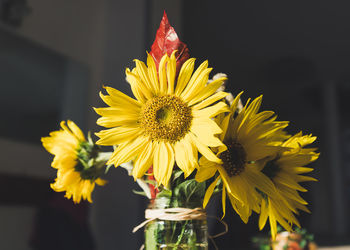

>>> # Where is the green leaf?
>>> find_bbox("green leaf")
[173,170,183,182]
[104,164,113,174]
[144,179,157,186]
[87,131,94,144]
[300,239,307,248]
[157,189,172,198]
[132,190,149,197]
[172,179,206,207]
[213,178,223,194]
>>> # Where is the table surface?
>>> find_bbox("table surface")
[319,246,350,250]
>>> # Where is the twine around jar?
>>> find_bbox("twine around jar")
[132,207,206,233]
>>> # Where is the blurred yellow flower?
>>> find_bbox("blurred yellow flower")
[258,132,319,239]
[95,52,229,187]
[41,120,106,203]
[196,93,289,222]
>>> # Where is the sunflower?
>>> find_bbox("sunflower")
[94,52,229,187]
[41,120,107,203]
[196,93,289,222]
[257,132,319,238]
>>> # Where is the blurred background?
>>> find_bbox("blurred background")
[0,0,349,249]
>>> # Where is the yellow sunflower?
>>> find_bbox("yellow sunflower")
[41,120,106,203]
[94,51,229,187]
[257,132,319,238]
[196,93,289,222]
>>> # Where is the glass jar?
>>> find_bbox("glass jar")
[144,197,208,250]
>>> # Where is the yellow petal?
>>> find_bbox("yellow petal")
[153,141,175,187]
[95,127,141,146]
[191,91,228,110]
[270,199,296,232]
[125,68,152,101]
[133,141,154,179]
[181,68,212,102]
[203,176,220,208]
[190,123,223,148]
[147,52,159,94]
[134,59,155,95]
[103,86,142,108]
[60,121,79,143]
[175,58,195,96]
[277,185,308,205]
[196,157,218,182]
[67,120,85,141]
[174,139,197,178]
[158,54,168,94]
[295,175,317,182]
[229,91,244,113]
[41,133,76,156]
[167,51,176,94]
[180,60,208,100]
[228,194,250,223]
[189,133,221,163]
[61,169,80,186]
[94,106,139,117]
[219,114,232,142]
[244,143,281,162]
[245,167,276,198]
[259,198,268,230]
[95,178,107,186]
[268,200,277,240]
[189,78,227,107]
[274,173,308,192]
[216,166,233,195]
[193,101,229,119]
[82,181,94,203]
[107,136,148,166]
[222,185,226,219]
[292,166,314,174]
[191,117,223,148]
[96,115,138,128]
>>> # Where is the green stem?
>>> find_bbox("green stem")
[174,220,188,249]
[170,221,177,243]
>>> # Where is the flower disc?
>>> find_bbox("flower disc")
[140,95,192,142]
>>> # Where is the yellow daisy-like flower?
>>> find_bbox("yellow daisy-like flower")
[41,120,106,203]
[94,52,229,187]
[196,93,289,222]
[258,132,319,238]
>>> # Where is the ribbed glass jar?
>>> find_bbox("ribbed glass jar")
[144,197,208,250]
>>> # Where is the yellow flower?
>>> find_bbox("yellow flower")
[196,93,289,222]
[94,52,229,187]
[41,120,106,203]
[258,132,319,239]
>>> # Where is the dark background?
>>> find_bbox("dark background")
[0,0,349,249]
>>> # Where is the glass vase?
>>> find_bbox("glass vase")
[144,197,208,250]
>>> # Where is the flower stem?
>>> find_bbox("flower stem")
[174,220,188,249]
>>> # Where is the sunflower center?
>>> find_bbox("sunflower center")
[156,107,171,122]
[261,158,280,180]
[219,140,247,177]
[140,95,192,142]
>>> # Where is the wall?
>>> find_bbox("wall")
[1,0,148,249]
[183,0,350,242]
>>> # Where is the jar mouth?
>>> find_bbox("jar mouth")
[149,196,204,209]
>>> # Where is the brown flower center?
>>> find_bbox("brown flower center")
[140,95,192,142]
[219,140,246,177]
